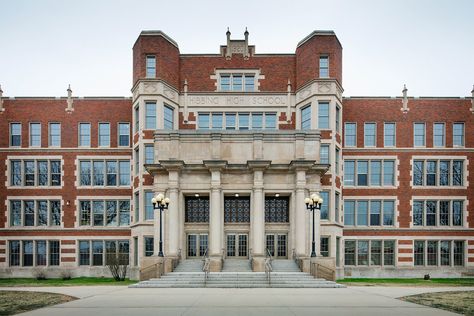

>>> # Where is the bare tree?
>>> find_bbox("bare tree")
[106,253,129,281]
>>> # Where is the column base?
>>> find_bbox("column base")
[164,256,179,273]
[251,256,265,272]
[208,256,223,272]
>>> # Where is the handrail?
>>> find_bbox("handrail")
[202,248,210,286]
[265,248,273,286]
[310,262,336,281]
[139,262,163,281]
[292,248,302,271]
[249,248,253,269]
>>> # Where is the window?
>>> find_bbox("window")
[30,123,41,147]
[364,123,376,147]
[79,123,91,147]
[98,123,110,147]
[335,148,340,175]
[9,241,20,266]
[344,200,395,227]
[320,237,329,257]
[134,149,139,175]
[265,113,277,129]
[10,159,61,187]
[345,240,395,266]
[335,107,341,133]
[335,192,340,223]
[226,113,236,130]
[145,144,154,164]
[134,192,140,222]
[23,241,33,266]
[10,123,21,147]
[79,241,90,265]
[415,240,465,267]
[79,199,130,227]
[9,240,59,267]
[433,123,445,147]
[219,73,256,91]
[413,159,464,187]
[252,113,263,129]
[92,241,104,266]
[344,159,395,187]
[319,145,329,164]
[118,123,130,147]
[145,237,154,256]
[413,200,464,227]
[301,105,311,130]
[384,123,395,147]
[453,123,464,146]
[198,113,210,130]
[134,105,139,132]
[145,102,156,129]
[145,191,154,220]
[319,191,330,220]
[164,105,174,130]
[318,102,329,129]
[49,123,61,147]
[36,240,47,265]
[264,196,289,223]
[344,123,356,146]
[79,159,130,187]
[239,113,249,130]
[79,240,129,266]
[146,55,156,78]
[49,240,60,265]
[212,113,223,130]
[414,123,425,146]
[319,55,329,78]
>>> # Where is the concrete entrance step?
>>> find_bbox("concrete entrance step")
[173,259,203,272]
[271,259,301,272]
[222,259,252,272]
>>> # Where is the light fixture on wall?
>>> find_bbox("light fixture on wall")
[194,193,200,198]
[234,193,239,197]
[66,200,70,206]
[275,193,280,198]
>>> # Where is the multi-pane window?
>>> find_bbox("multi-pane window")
[10,123,22,147]
[219,73,255,91]
[146,55,156,78]
[413,159,464,186]
[265,113,277,129]
[9,240,60,267]
[145,144,154,164]
[414,240,464,266]
[98,123,110,147]
[134,149,139,175]
[412,200,464,227]
[344,200,395,226]
[145,191,154,220]
[145,237,154,257]
[224,197,250,223]
[320,237,329,257]
[164,105,174,130]
[226,113,236,130]
[30,123,41,147]
[79,159,130,187]
[318,102,329,129]
[319,145,329,164]
[185,196,210,223]
[335,148,340,175]
[134,106,140,132]
[199,112,277,130]
[198,113,210,129]
[79,123,91,147]
[364,123,376,147]
[134,192,139,223]
[433,123,445,147]
[265,196,289,223]
[118,123,130,147]
[384,122,395,147]
[9,200,61,227]
[414,123,425,146]
[319,191,330,220]
[10,159,61,187]
[252,113,263,129]
[79,240,129,266]
[335,192,340,223]
[301,105,311,130]
[79,200,130,226]
[239,113,249,130]
[212,113,223,130]
[335,107,341,133]
[344,159,395,187]
[49,123,61,147]
[453,123,464,146]
[145,102,156,129]
[344,123,356,147]
[319,55,329,78]
[344,240,395,266]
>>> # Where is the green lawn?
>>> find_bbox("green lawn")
[0,290,76,315]
[0,277,136,287]
[338,278,474,286]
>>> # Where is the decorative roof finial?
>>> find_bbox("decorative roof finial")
[66,84,74,113]
[401,84,409,113]
[244,27,249,36]
[226,27,230,35]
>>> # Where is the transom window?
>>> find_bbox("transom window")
[79,159,130,187]
[10,159,61,187]
[414,240,464,266]
[344,240,395,266]
[198,112,277,130]
[219,73,255,92]
[9,240,60,267]
[343,159,395,187]
[412,200,463,227]
[79,200,130,227]
[265,196,289,222]
[344,200,395,226]
[413,159,464,186]
[224,196,250,223]
[9,199,61,227]
[185,196,209,223]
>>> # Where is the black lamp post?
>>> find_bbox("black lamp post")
[305,193,323,257]
[151,193,170,257]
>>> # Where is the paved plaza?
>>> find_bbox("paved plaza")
[3,285,472,315]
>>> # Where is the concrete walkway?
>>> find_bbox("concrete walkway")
[3,286,473,315]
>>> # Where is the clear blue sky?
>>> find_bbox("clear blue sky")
[1,0,473,97]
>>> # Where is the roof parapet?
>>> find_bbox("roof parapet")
[137,30,179,49]
[297,30,341,49]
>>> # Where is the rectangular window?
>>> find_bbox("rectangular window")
[119,200,130,226]
[335,192,340,223]
[320,237,329,257]
[79,123,91,147]
[134,106,139,132]
[11,160,21,186]
[232,74,243,91]
[343,200,355,225]
[239,113,249,130]
[344,123,356,147]
[383,160,395,186]
[414,240,425,266]
[198,113,210,130]
[49,240,60,266]
[92,241,103,266]
[49,123,61,147]
[414,123,425,146]
[357,240,369,265]
[38,161,48,186]
[37,200,48,226]
[220,74,230,91]
[9,241,20,266]
[106,201,117,226]
[36,240,47,266]
[212,113,223,130]
[318,102,329,129]
[93,161,105,186]
[146,55,156,78]
[79,240,90,265]
[413,160,424,186]
[319,145,329,164]
[426,200,436,226]
[251,113,263,130]
[364,123,376,147]
[452,201,463,226]
[344,240,356,265]
[439,160,450,186]
[335,148,340,175]
[439,200,449,226]
[413,201,424,226]
[145,191,154,220]
[98,123,110,147]
[335,107,341,133]
[50,200,61,226]
[119,161,130,186]
[49,161,61,186]
[370,160,381,186]
[384,240,395,265]
[453,123,464,146]
[245,75,255,92]
[24,161,35,186]
[226,113,236,130]
[433,123,445,147]
[301,105,311,130]
[145,102,156,129]
[23,241,33,266]
[93,201,105,226]
[134,149,139,175]
[10,200,22,226]
[106,161,117,186]
[320,191,329,220]
[383,201,394,226]
[265,113,277,129]
[118,123,130,147]
[453,160,463,186]
[145,144,154,164]
[426,160,437,186]
[30,123,41,147]
[356,201,368,226]
[370,240,382,265]
[134,192,140,223]
[80,201,91,226]
[145,237,154,257]
[414,159,464,187]
[357,161,368,186]
[384,122,395,147]
[454,241,464,266]
[164,105,174,130]
[343,161,355,186]
[10,123,21,147]
[370,201,381,226]
[319,55,329,78]
[440,240,451,266]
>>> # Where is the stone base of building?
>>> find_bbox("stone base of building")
[339,267,474,279]
[0,266,139,280]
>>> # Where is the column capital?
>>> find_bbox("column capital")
[159,159,184,171]
[247,160,271,170]
[290,159,316,171]
[203,160,227,171]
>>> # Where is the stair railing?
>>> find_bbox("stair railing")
[310,262,336,281]
[202,248,210,286]
[292,248,302,271]
[139,261,164,281]
[265,248,273,286]
[249,247,253,270]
